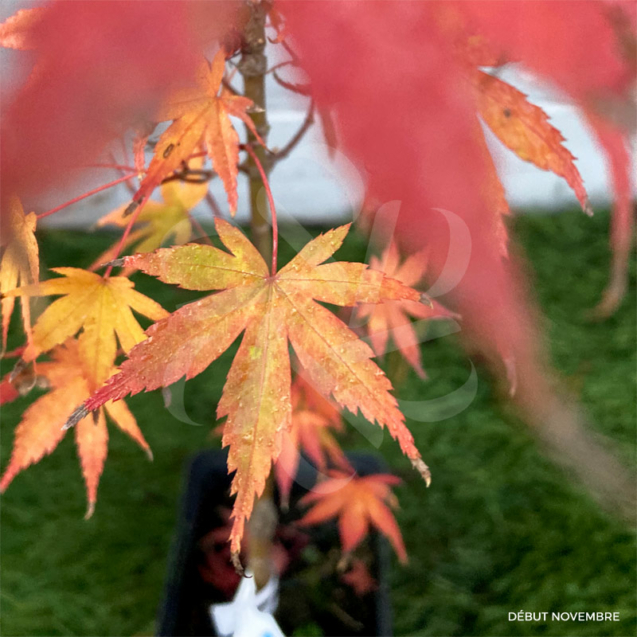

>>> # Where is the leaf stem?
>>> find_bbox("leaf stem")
[37,173,137,220]
[102,193,151,278]
[188,213,214,246]
[87,163,137,173]
[243,144,278,275]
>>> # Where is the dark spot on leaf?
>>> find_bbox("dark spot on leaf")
[503,108,512,118]
[163,143,175,158]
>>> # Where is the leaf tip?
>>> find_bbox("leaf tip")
[411,457,431,486]
[123,201,140,218]
[84,501,96,520]
[63,404,90,431]
[230,551,245,577]
[102,258,126,269]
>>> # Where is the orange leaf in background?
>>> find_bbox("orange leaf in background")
[0,7,45,50]
[357,242,458,378]
[92,157,209,271]
[275,374,351,507]
[5,268,168,388]
[474,71,591,215]
[1,196,39,353]
[478,136,512,258]
[298,471,407,563]
[0,341,151,517]
[340,558,377,596]
[74,220,429,556]
[459,0,635,315]
[135,49,264,215]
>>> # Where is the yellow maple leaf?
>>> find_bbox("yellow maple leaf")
[5,268,168,388]
[92,157,209,270]
[1,196,39,352]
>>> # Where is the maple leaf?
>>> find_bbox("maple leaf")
[357,242,457,378]
[0,340,151,516]
[275,373,351,507]
[474,71,591,215]
[0,7,44,50]
[298,471,407,563]
[92,157,209,270]
[134,48,264,215]
[70,219,429,555]
[5,268,168,388]
[1,196,39,353]
[340,558,377,596]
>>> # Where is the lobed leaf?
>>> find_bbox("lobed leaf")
[77,219,429,555]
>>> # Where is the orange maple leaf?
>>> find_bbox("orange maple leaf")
[275,373,351,507]
[340,558,377,596]
[5,268,168,389]
[0,340,151,517]
[134,48,264,215]
[1,196,39,353]
[72,219,429,556]
[298,471,407,563]
[0,7,44,51]
[474,71,591,215]
[92,157,209,271]
[357,242,457,378]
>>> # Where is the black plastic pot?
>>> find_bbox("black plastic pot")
[157,449,393,636]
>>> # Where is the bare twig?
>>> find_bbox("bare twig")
[205,191,223,218]
[272,70,311,96]
[266,59,297,75]
[272,102,315,162]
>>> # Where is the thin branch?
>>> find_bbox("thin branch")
[160,169,216,185]
[103,193,151,278]
[108,150,137,196]
[206,191,223,218]
[272,70,311,96]
[243,144,278,275]
[265,59,297,75]
[188,213,214,246]
[280,39,300,65]
[272,102,315,162]
[37,174,136,220]
[87,162,137,173]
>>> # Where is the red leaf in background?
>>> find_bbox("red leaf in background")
[458,0,635,314]
[0,1,240,212]
[283,0,543,405]
[340,558,377,597]
[283,1,635,515]
[275,374,351,507]
[0,377,19,406]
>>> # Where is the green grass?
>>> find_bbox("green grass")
[1,210,635,636]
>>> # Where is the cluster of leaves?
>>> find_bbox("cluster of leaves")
[1,1,634,569]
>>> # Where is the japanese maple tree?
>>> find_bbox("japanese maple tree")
[0,0,634,601]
